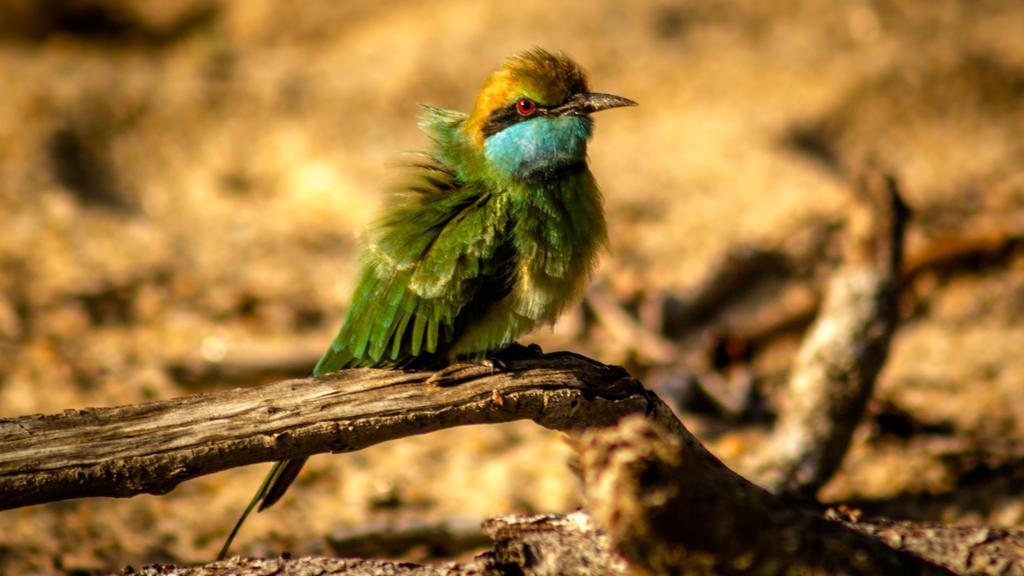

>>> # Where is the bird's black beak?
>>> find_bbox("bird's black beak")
[550,92,638,116]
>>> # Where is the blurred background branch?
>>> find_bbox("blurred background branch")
[741,165,908,495]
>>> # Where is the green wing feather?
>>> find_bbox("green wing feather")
[315,106,510,370]
[315,172,509,371]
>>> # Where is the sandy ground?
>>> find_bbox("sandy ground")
[1,1,1023,573]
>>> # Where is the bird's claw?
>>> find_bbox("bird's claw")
[488,342,545,362]
[425,343,547,387]
[481,356,507,371]
[426,343,543,386]
[426,362,493,386]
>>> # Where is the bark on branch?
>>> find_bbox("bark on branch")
[7,349,1020,574]
[578,415,955,575]
[117,403,1021,575]
[0,353,647,510]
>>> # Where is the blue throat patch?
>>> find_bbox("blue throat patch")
[484,116,593,179]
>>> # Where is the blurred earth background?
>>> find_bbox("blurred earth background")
[1,0,1023,573]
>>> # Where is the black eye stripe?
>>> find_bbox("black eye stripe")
[481,101,550,138]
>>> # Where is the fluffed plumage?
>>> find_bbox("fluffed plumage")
[218,48,634,559]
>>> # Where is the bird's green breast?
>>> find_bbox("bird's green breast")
[448,166,606,356]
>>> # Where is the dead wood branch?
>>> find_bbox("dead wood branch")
[123,512,624,576]
[707,229,1022,369]
[124,556,467,575]
[489,509,1024,576]
[903,230,1022,281]
[0,353,647,510]
[132,509,1023,575]
[586,282,679,365]
[325,517,490,559]
[662,247,794,338]
[833,513,1024,576]
[479,512,628,575]
[744,166,909,495]
[706,283,820,367]
[34,349,1013,574]
[578,415,954,575]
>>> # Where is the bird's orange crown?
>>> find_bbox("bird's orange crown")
[465,49,590,147]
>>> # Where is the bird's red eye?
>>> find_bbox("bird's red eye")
[516,98,536,116]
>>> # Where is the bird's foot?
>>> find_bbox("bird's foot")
[487,342,544,364]
[425,343,543,386]
[534,350,591,362]
[425,360,495,387]
[479,342,544,371]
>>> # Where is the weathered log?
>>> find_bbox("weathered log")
[121,512,623,576]
[833,512,1024,576]
[124,556,469,575]
[578,415,955,575]
[478,512,628,576]
[325,517,491,559]
[126,509,1024,576]
[0,353,647,510]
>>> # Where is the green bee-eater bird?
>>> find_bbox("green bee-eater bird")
[218,48,635,559]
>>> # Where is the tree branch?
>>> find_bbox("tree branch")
[0,353,647,510]
[578,415,955,575]
[9,348,1020,573]
[834,513,1024,576]
[744,165,910,495]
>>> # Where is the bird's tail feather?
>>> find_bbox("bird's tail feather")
[217,457,309,560]
[258,457,308,511]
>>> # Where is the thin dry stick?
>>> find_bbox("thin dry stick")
[586,282,679,364]
[705,230,1022,373]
